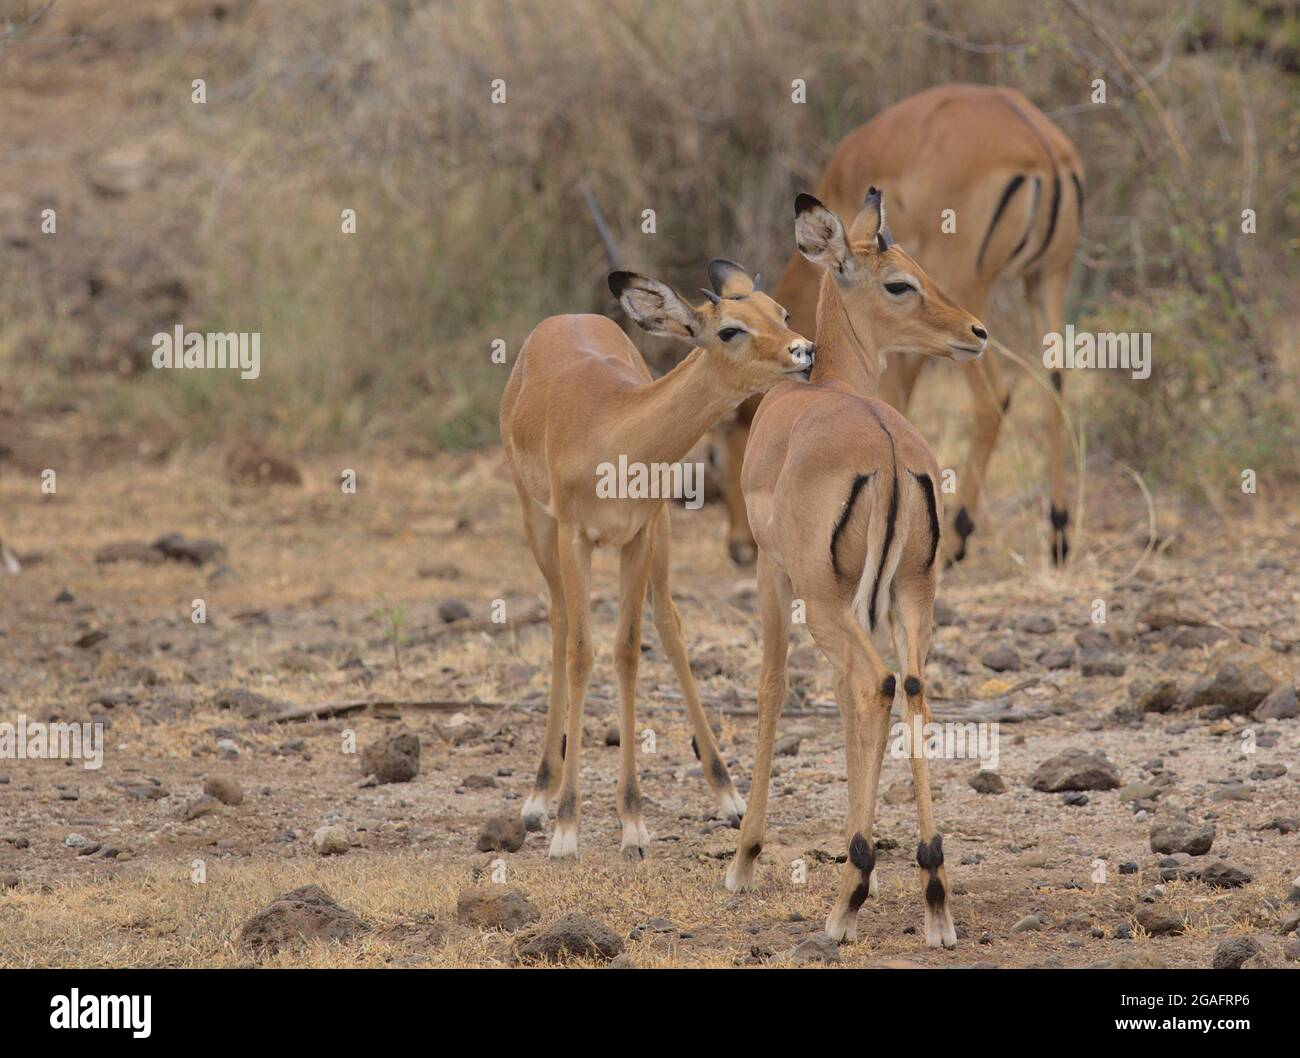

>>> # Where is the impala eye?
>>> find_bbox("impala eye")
[718,327,745,342]
[884,281,916,296]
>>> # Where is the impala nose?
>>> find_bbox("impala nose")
[788,340,815,377]
[971,324,988,342]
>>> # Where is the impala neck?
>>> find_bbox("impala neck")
[611,347,750,468]
[809,273,881,397]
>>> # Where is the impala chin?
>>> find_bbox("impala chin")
[947,343,985,361]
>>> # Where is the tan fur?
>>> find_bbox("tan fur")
[500,266,813,858]
[724,194,986,948]
[717,84,1083,566]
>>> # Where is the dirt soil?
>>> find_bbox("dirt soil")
[1,449,1297,968]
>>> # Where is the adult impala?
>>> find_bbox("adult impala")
[724,191,986,948]
[501,262,814,859]
[716,84,1082,567]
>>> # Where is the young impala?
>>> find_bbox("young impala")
[714,84,1082,568]
[500,262,814,859]
[724,191,987,948]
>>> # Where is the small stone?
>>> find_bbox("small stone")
[1,873,18,888]
[1190,662,1275,714]
[1030,748,1120,792]
[969,770,1005,794]
[604,726,620,747]
[1284,939,1300,962]
[360,729,420,784]
[182,795,221,821]
[216,738,240,760]
[774,733,802,757]
[1149,820,1215,856]
[462,774,497,789]
[1118,782,1159,803]
[1135,906,1185,936]
[1119,862,1138,875]
[203,775,244,806]
[1019,614,1057,634]
[607,953,638,969]
[1211,781,1254,803]
[516,913,624,963]
[1037,645,1076,670]
[311,825,350,856]
[1010,915,1043,933]
[787,934,840,963]
[981,645,1020,672]
[1249,763,1286,781]
[1254,685,1298,721]
[1080,653,1126,678]
[1211,936,1261,970]
[1200,861,1252,889]
[475,814,526,853]
[456,887,540,931]
[438,599,471,623]
[1061,792,1090,806]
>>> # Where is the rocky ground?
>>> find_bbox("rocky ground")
[0,446,1297,968]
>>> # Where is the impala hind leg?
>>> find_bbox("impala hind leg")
[897,585,956,948]
[1027,268,1072,564]
[725,552,791,892]
[648,507,746,825]
[803,608,893,943]
[614,529,653,857]
[515,494,567,832]
[549,523,594,860]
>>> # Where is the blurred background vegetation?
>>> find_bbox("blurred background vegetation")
[0,0,1296,503]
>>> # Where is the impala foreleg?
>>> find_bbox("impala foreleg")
[649,509,746,825]
[725,553,790,892]
[549,524,594,860]
[613,530,653,858]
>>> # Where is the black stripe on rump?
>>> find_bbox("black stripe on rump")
[975,175,1025,272]
[1070,171,1084,225]
[830,471,875,579]
[908,470,941,569]
[865,406,898,631]
[1023,170,1061,270]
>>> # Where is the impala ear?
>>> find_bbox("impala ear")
[707,258,754,298]
[609,271,703,340]
[794,193,853,278]
[849,185,893,250]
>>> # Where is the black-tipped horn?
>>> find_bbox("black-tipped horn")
[699,288,721,305]
[752,273,762,291]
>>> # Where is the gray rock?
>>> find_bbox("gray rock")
[462,773,497,789]
[607,953,639,969]
[203,774,244,806]
[360,729,420,784]
[1030,748,1120,792]
[1149,820,1215,856]
[788,934,841,963]
[239,885,365,952]
[1254,685,1298,721]
[981,645,1020,672]
[182,795,222,821]
[1249,763,1287,781]
[1128,677,1182,713]
[475,814,526,853]
[1284,939,1300,962]
[311,824,350,856]
[1211,781,1254,803]
[1037,645,1076,670]
[438,599,471,623]
[969,770,1006,794]
[1010,915,1043,933]
[1135,905,1185,936]
[517,912,624,963]
[456,887,540,931]
[1190,662,1275,714]
[1118,782,1160,803]
[1200,861,1252,889]
[1080,653,1127,678]
[1019,615,1057,634]
[774,733,802,757]
[1211,936,1261,969]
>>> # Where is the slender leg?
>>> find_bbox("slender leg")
[1034,268,1072,564]
[725,551,791,891]
[549,521,594,860]
[802,607,892,943]
[515,492,568,832]
[716,412,757,566]
[944,349,1010,565]
[613,527,653,857]
[647,506,746,824]
[896,580,956,948]
[880,352,927,415]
